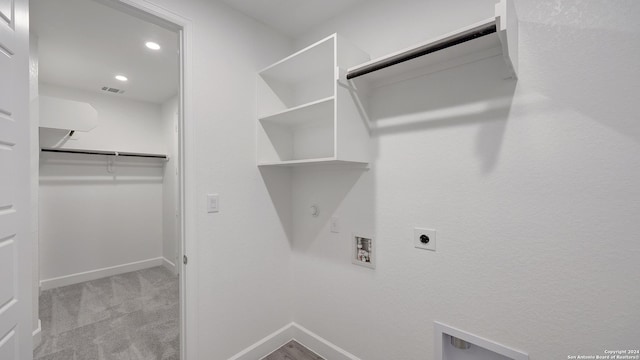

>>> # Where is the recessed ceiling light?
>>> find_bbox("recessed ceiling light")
[115,75,128,82]
[145,41,161,50]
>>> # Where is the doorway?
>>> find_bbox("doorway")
[30,0,188,358]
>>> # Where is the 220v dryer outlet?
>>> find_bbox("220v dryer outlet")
[414,228,436,251]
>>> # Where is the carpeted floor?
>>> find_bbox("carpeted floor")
[34,266,179,360]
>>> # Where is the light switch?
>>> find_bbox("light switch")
[207,194,219,213]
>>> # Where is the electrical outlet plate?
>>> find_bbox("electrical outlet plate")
[414,227,436,251]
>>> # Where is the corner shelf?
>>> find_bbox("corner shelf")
[257,34,370,166]
[346,0,518,87]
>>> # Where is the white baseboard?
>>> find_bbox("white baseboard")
[40,257,164,290]
[32,319,42,348]
[290,323,360,360]
[227,323,295,360]
[162,257,177,274]
[227,322,359,360]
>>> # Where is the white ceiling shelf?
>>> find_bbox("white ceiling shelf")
[346,0,517,87]
[259,96,334,127]
[259,35,334,84]
[39,95,98,132]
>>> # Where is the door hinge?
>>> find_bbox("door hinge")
[183,255,188,265]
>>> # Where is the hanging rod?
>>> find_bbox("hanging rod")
[41,147,168,159]
[346,21,497,80]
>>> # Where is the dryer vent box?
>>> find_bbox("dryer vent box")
[435,322,528,360]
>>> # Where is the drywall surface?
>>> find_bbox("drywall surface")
[290,1,640,359]
[161,95,179,273]
[39,83,165,154]
[127,1,295,358]
[38,152,165,282]
[38,84,167,283]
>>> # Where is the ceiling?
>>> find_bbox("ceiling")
[31,0,179,104]
[218,0,367,36]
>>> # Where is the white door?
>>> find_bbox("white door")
[0,0,33,358]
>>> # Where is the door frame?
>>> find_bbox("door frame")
[96,1,197,359]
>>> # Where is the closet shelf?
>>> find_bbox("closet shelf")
[259,96,334,126]
[346,0,517,86]
[39,95,98,132]
[257,158,368,167]
[41,147,168,160]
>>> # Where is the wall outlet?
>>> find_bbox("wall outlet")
[414,227,436,251]
[207,194,219,213]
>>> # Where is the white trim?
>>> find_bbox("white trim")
[39,257,164,290]
[227,323,360,360]
[162,256,177,274]
[228,323,295,360]
[32,319,42,348]
[434,321,528,360]
[291,323,360,360]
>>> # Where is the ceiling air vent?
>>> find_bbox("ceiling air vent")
[101,86,125,94]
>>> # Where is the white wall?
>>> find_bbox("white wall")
[39,83,165,154]
[39,153,165,284]
[38,85,166,285]
[161,95,179,273]
[287,1,640,359]
[126,1,295,359]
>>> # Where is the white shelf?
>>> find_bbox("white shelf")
[257,35,335,117]
[259,35,335,84]
[258,158,368,167]
[346,0,517,87]
[257,34,371,167]
[259,96,334,127]
[39,95,98,132]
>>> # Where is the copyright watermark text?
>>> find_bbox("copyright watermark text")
[567,350,640,360]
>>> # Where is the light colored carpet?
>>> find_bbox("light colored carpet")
[34,266,179,360]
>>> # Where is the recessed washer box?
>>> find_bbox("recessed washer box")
[352,234,375,269]
[434,322,528,360]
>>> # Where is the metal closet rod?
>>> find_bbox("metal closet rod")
[41,148,168,159]
[346,22,497,80]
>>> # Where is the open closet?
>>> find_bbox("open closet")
[30,0,182,358]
